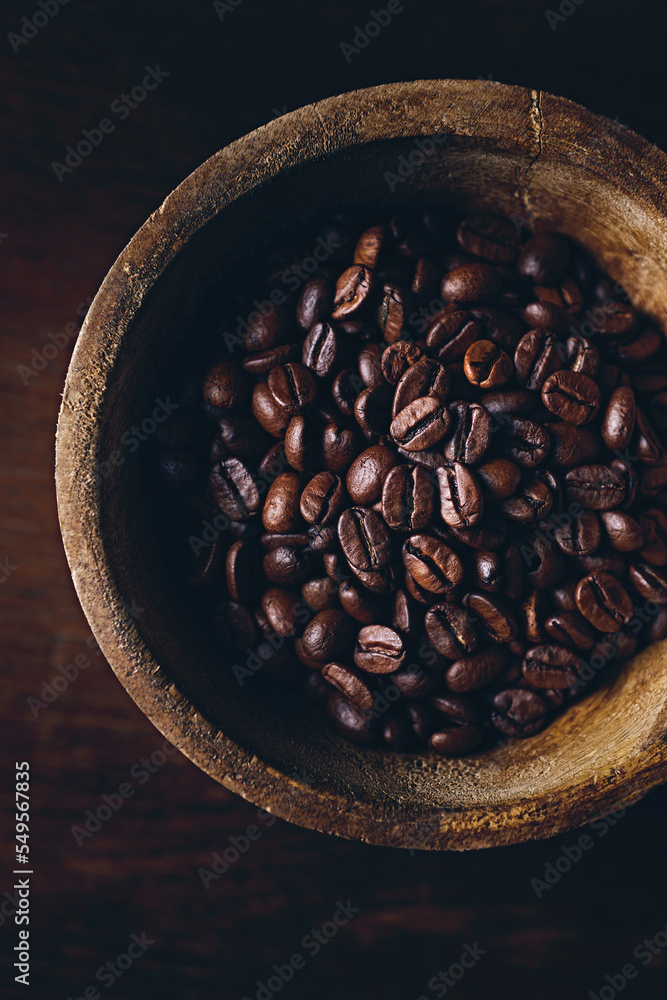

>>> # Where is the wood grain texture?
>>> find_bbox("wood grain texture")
[4,1,667,997]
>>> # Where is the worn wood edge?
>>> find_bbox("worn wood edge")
[55,80,667,850]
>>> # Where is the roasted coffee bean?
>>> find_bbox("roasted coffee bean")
[353,223,387,268]
[354,384,393,435]
[473,550,501,592]
[263,545,314,585]
[544,610,596,651]
[302,576,339,611]
[541,370,600,425]
[500,476,552,522]
[429,726,483,756]
[523,532,565,590]
[390,396,450,451]
[358,341,385,388]
[553,509,601,556]
[391,588,417,634]
[225,539,256,601]
[300,471,346,525]
[522,643,580,689]
[465,591,517,643]
[251,382,290,437]
[463,339,513,389]
[267,362,316,416]
[210,458,261,521]
[203,360,248,411]
[426,310,481,362]
[518,232,570,284]
[575,572,634,631]
[629,561,667,604]
[609,325,662,365]
[601,386,636,450]
[260,587,301,637]
[376,284,413,344]
[338,580,387,624]
[338,506,393,572]
[301,609,356,663]
[321,422,361,473]
[490,688,548,737]
[441,263,501,302]
[282,415,313,472]
[601,510,644,553]
[392,357,450,416]
[332,367,364,416]
[302,321,339,377]
[444,401,491,465]
[331,264,375,319]
[517,588,546,644]
[243,302,291,352]
[412,256,441,305]
[382,464,435,531]
[649,606,667,641]
[437,463,484,529]
[354,625,406,673]
[483,389,537,418]
[593,300,638,338]
[576,548,627,578]
[566,334,599,377]
[215,415,267,460]
[321,662,375,710]
[635,408,666,467]
[391,659,438,698]
[242,343,298,375]
[425,602,479,657]
[296,275,334,331]
[345,445,396,505]
[496,416,549,468]
[449,510,507,551]
[456,212,520,261]
[548,422,600,468]
[552,580,578,611]
[431,692,482,727]
[638,508,667,564]
[475,458,521,500]
[402,534,464,594]
[380,340,422,384]
[565,465,626,510]
[326,691,377,743]
[522,300,571,335]
[262,472,303,533]
[446,646,508,692]
[514,329,564,391]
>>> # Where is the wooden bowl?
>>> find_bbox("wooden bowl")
[56,80,667,850]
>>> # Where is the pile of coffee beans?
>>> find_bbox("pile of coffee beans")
[154,205,667,756]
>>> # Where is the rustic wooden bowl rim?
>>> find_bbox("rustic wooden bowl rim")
[56,80,667,850]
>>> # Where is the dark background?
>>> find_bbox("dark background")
[2,1,667,997]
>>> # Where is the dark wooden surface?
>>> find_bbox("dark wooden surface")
[3,1,667,997]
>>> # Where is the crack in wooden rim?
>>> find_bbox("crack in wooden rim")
[55,80,667,850]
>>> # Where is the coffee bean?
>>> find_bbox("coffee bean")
[243,302,291,352]
[203,360,248,411]
[457,212,520,261]
[382,464,435,531]
[300,471,346,525]
[391,396,451,451]
[446,646,508,692]
[466,591,517,643]
[463,339,513,389]
[629,561,667,604]
[548,422,600,468]
[514,329,564,391]
[260,587,301,637]
[425,602,479,657]
[332,264,375,319]
[412,256,441,306]
[262,472,303,533]
[593,300,638,338]
[601,386,636,451]
[321,662,376,710]
[500,476,552,522]
[302,576,339,611]
[242,343,299,375]
[267,363,316,416]
[392,357,450,417]
[225,539,256,601]
[426,310,481,362]
[638,508,667,564]
[523,532,565,590]
[635,408,666,467]
[381,341,422,384]
[354,224,387,268]
[490,689,548,737]
[391,659,438,698]
[522,301,571,335]
[566,334,599,377]
[263,545,314,585]
[354,625,406,673]
[541,370,601,425]
[544,610,596,651]
[518,232,570,284]
[601,510,644,553]
[210,458,261,521]
[326,691,377,743]
[301,609,356,663]
[429,726,483,756]
[565,465,626,510]
[496,416,549,468]
[354,384,393,435]
[444,401,491,465]
[376,284,413,344]
[332,367,364,417]
[345,445,396,505]
[302,322,339,377]
[522,643,581,689]
[321,422,361,474]
[475,458,521,500]
[575,571,633,630]
[296,275,334,331]
[553,509,601,556]
[402,534,464,594]
[251,382,290,437]
[338,506,392,573]
[437,463,484,528]
[338,580,387,624]
[441,263,501,302]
